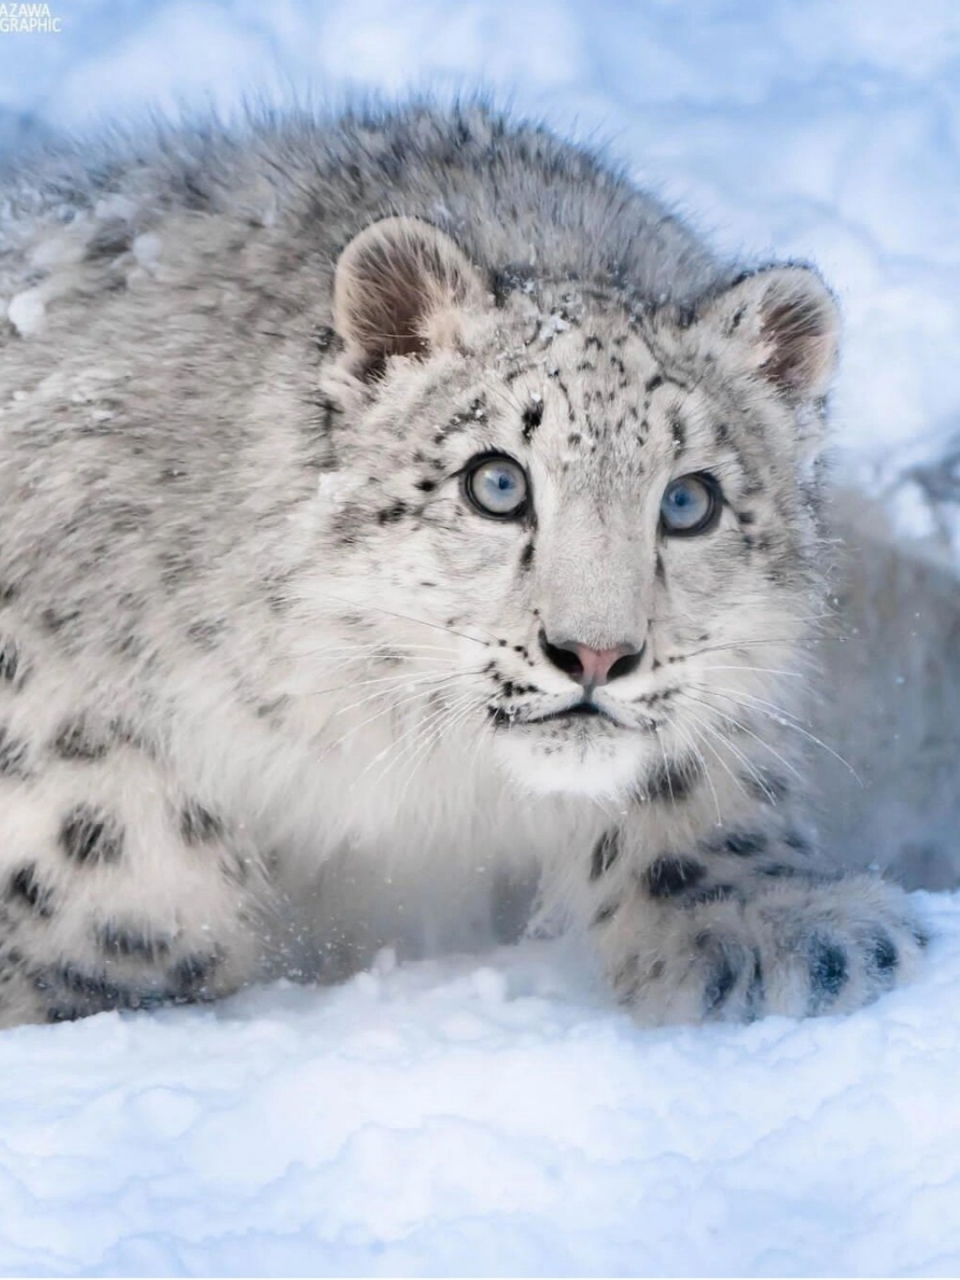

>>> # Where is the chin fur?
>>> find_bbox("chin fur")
[492,724,651,799]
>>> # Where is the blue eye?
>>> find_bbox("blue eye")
[660,473,721,536]
[464,454,529,519]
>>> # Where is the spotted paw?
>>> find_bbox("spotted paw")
[613,875,927,1025]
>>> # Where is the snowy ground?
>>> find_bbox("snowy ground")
[0,892,957,1277]
[2,2,960,1276]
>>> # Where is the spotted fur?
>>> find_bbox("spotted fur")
[0,101,925,1027]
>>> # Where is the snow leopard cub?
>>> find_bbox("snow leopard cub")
[0,103,925,1027]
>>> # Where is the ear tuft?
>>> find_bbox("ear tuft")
[333,217,485,373]
[704,266,840,402]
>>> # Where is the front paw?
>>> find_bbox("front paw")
[613,876,927,1025]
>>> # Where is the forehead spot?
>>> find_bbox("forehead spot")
[521,399,543,441]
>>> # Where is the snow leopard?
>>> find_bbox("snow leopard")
[0,101,926,1028]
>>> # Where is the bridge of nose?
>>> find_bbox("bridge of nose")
[534,499,651,656]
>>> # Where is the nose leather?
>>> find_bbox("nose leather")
[538,630,644,692]
[571,644,629,688]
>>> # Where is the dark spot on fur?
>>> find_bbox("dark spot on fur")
[745,950,765,1017]
[592,900,619,926]
[46,963,124,1004]
[869,931,898,979]
[219,850,249,888]
[704,954,738,1014]
[415,478,437,493]
[96,922,170,962]
[675,305,697,330]
[157,548,195,590]
[613,954,640,992]
[686,883,740,906]
[743,773,790,805]
[376,501,409,525]
[313,325,337,353]
[0,727,29,777]
[807,937,848,1009]
[724,832,769,857]
[59,805,124,865]
[645,855,706,899]
[644,373,664,395]
[727,304,747,335]
[7,864,54,918]
[655,551,666,584]
[0,636,22,683]
[180,801,224,845]
[41,606,81,635]
[783,830,812,854]
[42,963,167,1013]
[490,264,536,307]
[256,695,290,724]
[85,217,131,260]
[186,618,227,650]
[640,756,701,804]
[519,541,535,570]
[590,830,621,881]
[668,409,686,452]
[169,952,218,996]
[759,862,815,879]
[53,716,111,762]
[521,400,543,440]
[46,1004,86,1023]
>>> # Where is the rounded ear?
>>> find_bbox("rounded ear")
[697,266,840,403]
[333,216,486,373]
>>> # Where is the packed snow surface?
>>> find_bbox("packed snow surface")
[0,893,957,1277]
[1,3,960,1275]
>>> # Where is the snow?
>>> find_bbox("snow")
[1,3,960,1274]
[6,286,45,336]
[0,893,956,1277]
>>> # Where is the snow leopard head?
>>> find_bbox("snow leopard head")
[309,217,839,799]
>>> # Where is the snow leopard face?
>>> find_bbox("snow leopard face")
[313,218,838,799]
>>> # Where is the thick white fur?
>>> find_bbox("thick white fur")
[0,103,924,1026]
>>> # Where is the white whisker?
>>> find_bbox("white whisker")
[679,690,803,789]
[686,684,861,784]
[667,715,723,826]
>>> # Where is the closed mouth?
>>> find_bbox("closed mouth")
[516,701,617,726]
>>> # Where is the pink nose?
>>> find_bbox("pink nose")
[572,644,630,688]
[539,631,644,690]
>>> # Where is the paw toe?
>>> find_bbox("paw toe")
[806,934,849,1013]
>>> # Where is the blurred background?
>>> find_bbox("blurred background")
[2,0,959,885]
